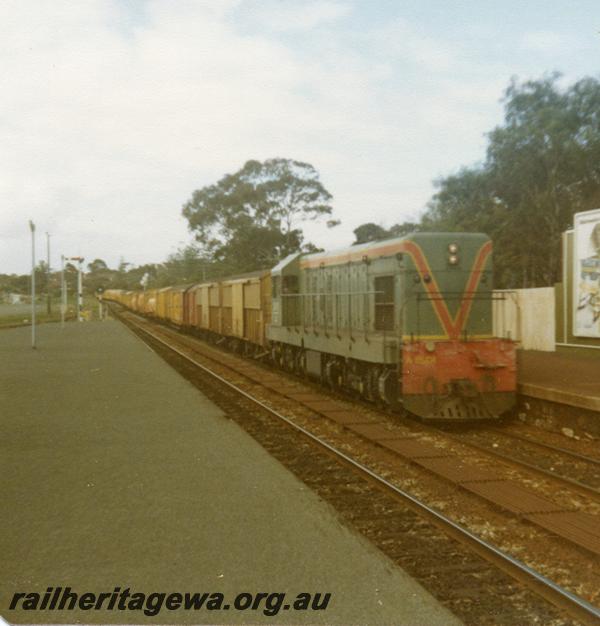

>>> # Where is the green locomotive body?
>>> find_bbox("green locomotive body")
[267,232,516,419]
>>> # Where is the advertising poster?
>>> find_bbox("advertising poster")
[573,208,600,337]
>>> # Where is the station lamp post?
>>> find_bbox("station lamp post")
[29,220,36,349]
[46,232,51,315]
[63,256,85,322]
[60,255,66,328]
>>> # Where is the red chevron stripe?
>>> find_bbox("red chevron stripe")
[401,240,492,339]
[300,238,493,340]
[449,240,492,337]
[400,241,455,336]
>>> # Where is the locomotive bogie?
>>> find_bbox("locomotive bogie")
[268,341,399,406]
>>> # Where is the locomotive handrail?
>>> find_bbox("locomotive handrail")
[280,290,384,296]
[417,291,513,301]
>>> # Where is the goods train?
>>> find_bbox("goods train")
[104,232,517,420]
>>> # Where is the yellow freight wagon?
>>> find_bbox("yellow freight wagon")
[145,288,158,316]
[221,281,233,335]
[222,270,272,346]
[103,289,123,304]
[166,285,189,326]
[209,282,221,334]
[196,283,211,329]
[185,282,211,329]
[156,287,171,321]
[246,271,271,346]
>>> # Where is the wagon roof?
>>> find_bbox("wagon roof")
[157,284,194,292]
[188,268,269,289]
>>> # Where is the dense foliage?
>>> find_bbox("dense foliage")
[353,74,600,288]
[353,221,420,245]
[181,158,336,275]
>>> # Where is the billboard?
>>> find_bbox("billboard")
[573,208,600,338]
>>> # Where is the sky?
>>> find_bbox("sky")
[1,0,599,274]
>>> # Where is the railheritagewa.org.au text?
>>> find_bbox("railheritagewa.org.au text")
[8,586,332,617]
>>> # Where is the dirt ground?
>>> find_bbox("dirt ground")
[1,320,461,625]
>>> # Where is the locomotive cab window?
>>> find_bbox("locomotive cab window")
[374,275,395,331]
[282,275,298,294]
[282,275,300,326]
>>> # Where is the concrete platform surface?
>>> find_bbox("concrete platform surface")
[0,321,461,625]
[518,349,600,411]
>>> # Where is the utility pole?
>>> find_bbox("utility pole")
[46,232,51,314]
[29,220,36,349]
[77,258,83,321]
[65,256,84,321]
[61,254,65,328]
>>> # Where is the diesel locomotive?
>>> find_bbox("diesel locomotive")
[104,232,517,420]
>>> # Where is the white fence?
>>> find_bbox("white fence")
[493,288,556,351]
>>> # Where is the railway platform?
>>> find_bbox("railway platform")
[517,348,600,436]
[0,320,461,625]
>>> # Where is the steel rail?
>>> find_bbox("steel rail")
[120,311,600,626]
[489,427,600,467]
[437,430,600,503]
[141,315,600,504]
[121,311,600,503]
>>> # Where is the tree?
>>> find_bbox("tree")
[352,221,421,245]
[85,258,117,294]
[247,158,334,249]
[388,221,422,238]
[353,223,388,244]
[87,258,108,273]
[0,273,30,295]
[156,246,211,286]
[34,261,49,292]
[182,158,336,273]
[422,73,600,288]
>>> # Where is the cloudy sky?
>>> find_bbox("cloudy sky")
[1,0,599,274]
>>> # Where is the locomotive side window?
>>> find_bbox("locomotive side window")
[326,273,333,326]
[282,275,299,326]
[282,275,298,293]
[313,271,318,326]
[374,275,395,331]
[319,271,327,322]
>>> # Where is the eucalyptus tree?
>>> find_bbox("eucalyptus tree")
[182,158,336,273]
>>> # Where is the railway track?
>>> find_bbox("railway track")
[114,306,600,626]
[436,425,600,502]
[490,428,600,466]
[118,310,600,558]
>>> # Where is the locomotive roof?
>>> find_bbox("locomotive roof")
[300,232,489,268]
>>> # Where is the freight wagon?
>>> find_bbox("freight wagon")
[103,232,516,421]
[183,271,271,353]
